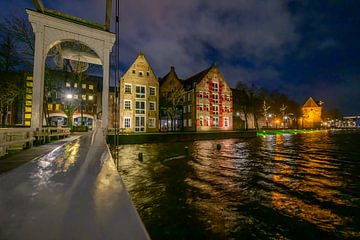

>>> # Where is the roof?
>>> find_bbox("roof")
[182,65,213,89]
[159,66,180,86]
[303,97,320,108]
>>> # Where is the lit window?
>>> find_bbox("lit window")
[82,84,86,89]
[135,101,145,114]
[187,92,191,101]
[224,117,229,127]
[200,117,203,126]
[124,100,131,110]
[55,104,61,111]
[213,105,219,115]
[66,82,71,87]
[125,84,132,94]
[213,82,218,92]
[184,119,187,127]
[26,81,33,87]
[149,101,156,111]
[188,119,192,127]
[74,83,78,88]
[88,95,94,101]
[89,84,94,90]
[149,118,156,128]
[73,94,78,99]
[213,117,219,127]
[188,105,191,113]
[136,86,145,98]
[47,104,52,111]
[149,87,156,96]
[124,117,131,128]
[82,95,86,100]
[183,106,187,113]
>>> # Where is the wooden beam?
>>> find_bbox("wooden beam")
[105,0,112,31]
[32,0,45,13]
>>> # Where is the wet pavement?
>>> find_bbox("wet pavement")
[0,129,149,240]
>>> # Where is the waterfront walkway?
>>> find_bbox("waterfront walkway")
[0,129,149,240]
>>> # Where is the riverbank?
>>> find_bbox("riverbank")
[107,130,257,144]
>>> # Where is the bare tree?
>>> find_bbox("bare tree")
[160,85,185,131]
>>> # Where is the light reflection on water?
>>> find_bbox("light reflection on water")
[113,130,360,239]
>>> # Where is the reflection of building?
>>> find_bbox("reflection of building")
[182,64,233,131]
[301,97,322,128]
[159,66,184,131]
[47,72,99,129]
[119,52,159,133]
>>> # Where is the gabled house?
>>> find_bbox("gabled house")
[159,66,184,131]
[119,52,159,132]
[182,64,233,131]
[301,97,323,128]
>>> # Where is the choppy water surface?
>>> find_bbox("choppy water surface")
[113,130,360,239]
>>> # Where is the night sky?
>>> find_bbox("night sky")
[1,0,359,115]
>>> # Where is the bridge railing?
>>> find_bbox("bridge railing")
[0,127,71,157]
[0,128,35,157]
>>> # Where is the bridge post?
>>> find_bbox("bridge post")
[29,21,45,129]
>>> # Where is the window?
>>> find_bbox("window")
[213,82,218,92]
[183,95,186,102]
[149,118,156,128]
[73,94,78,99]
[187,92,191,101]
[135,101,145,114]
[188,105,191,113]
[66,82,71,87]
[124,100,131,110]
[188,119,192,127]
[199,104,203,111]
[139,71,143,77]
[146,72,150,76]
[183,106,187,113]
[149,101,156,111]
[213,105,219,115]
[227,95,230,101]
[136,86,145,98]
[89,84,94,90]
[213,117,219,127]
[125,84,132,94]
[224,117,229,127]
[47,104,53,111]
[184,119,187,127]
[82,95,86,100]
[205,104,209,111]
[199,91,203,98]
[74,83,78,88]
[124,117,131,128]
[82,84,87,89]
[200,117,203,126]
[213,93,219,103]
[149,87,156,96]
[132,70,136,74]
[55,104,61,111]
[88,95,94,101]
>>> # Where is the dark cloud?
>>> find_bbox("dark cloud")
[0,0,359,115]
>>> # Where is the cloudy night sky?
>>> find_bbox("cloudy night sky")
[1,0,359,115]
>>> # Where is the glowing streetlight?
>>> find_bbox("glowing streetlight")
[66,94,73,99]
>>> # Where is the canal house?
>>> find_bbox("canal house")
[159,66,185,131]
[182,64,233,131]
[119,52,159,132]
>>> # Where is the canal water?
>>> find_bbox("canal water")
[112,130,360,239]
